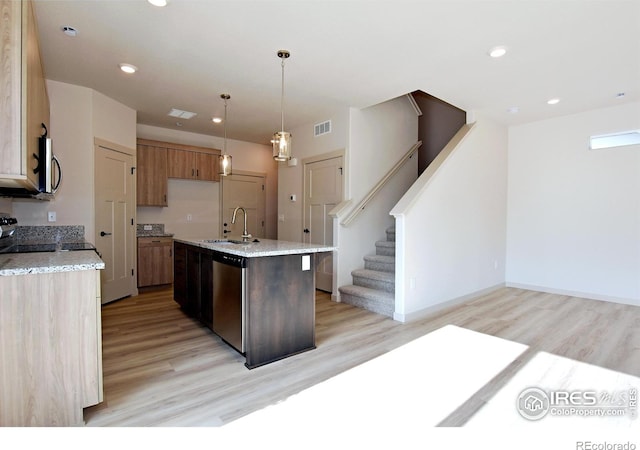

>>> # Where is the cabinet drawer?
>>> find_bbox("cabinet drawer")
[138,237,173,248]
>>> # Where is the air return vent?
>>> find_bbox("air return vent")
[314,120,331,137]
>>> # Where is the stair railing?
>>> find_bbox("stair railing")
[340,140,422,226]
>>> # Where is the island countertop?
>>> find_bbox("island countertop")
[0,251,105,276]
[173,236,337,258]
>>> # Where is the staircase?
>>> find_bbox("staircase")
[338,225,396,317]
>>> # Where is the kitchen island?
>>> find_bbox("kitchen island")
[173,237,336,369]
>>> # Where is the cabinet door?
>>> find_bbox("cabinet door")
[199,252,214,329]
[167,148,194,179]
[0,0,22,177]
[136,144,167,206]
[173,242,187,307]
[24,0,48,189]
[195,152,219,182]
[138,237,173,287]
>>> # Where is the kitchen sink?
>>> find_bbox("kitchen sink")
[201,239,247,245]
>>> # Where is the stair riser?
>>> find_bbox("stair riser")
[364,260,395,273]
[340,292,394,318]
[375,246,395,257]
[386,231,395,242]
[352,275,394,293]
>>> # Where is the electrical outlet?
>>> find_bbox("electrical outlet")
[47,211,56,222]
[143,225,153,231]
[187,214,192,222]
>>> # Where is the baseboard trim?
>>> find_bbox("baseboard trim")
[505,282,640,307]
[393,283,505,323]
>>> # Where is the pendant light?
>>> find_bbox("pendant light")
[273,50,292,161]
[219,94,232,176]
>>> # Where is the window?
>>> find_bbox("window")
[589,130,640,150]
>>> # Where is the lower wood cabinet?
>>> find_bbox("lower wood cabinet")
[173,241,213,328]
[137,237,173,287]
[0,269,103,426]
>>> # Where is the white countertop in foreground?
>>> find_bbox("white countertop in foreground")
[174,237,337,258]
[0,251,105,276]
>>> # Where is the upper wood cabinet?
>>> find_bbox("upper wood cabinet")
[136,138,221,206]
[167,146,220,182]
[0,0,50,190]
[136,140,168,207]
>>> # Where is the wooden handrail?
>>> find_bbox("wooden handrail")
[340,141,422,226]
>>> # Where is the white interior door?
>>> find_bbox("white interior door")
[221,173,266,239]
[304,155,343,292]
[95,144,135,304]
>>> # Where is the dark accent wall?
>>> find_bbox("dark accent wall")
[413,91,466,176]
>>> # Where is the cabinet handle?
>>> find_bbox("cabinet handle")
[192,168,195,176]
[196,169,199,177]
[169,249,172,257]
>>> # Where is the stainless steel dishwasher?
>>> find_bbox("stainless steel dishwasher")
[212,252,247,353]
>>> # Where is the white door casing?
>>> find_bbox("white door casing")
[221,172,266,239]
[95,142,136,304]
[304,153,344,293]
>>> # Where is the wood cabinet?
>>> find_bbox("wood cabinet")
[137,236,173,287]
[136,138,221,206]
[173,241,213,328]
[0,0,50,190]
[136,140,168,206]
[0,269,103,426]
[167,147,220,182]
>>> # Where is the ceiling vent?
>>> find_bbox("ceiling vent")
[168,108,197,119]
[314,120,331,137]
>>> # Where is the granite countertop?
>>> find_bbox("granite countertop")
[0,251,105,276]
[174,236,337,258]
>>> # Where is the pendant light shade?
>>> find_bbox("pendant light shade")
[273,50,292,161]
[218,94,232,176]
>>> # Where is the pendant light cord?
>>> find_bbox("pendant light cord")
[280,56,285,134]
[224,98,228,154]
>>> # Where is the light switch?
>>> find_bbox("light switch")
[302,254,310,271]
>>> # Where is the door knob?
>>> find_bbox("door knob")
[303,228,310,234]
[100,231,112,237]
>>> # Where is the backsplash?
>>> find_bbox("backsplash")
[12,225,84,243]
[137,223,168,236]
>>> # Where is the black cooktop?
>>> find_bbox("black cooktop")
[0,242,97,254]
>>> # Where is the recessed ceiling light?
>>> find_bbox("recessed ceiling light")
[488,46,507,58]
[61,26,78,37]
[507,106,519,114]
[119,63,138,74]
[547,98,560,105]
[212,117,222,124]
[148,0,168,6]
[615,92,626,99]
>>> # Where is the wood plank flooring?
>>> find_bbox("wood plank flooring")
[83,286,640,426]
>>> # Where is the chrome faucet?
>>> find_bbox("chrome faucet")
[231,206,252,241]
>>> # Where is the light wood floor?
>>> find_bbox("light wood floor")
[83,286,640,426]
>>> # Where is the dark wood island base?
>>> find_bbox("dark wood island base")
[173,239,333,369]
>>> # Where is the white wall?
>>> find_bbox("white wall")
[137,124,277,239]
[277,107,350,242]
[392,116,508,321]
[506,102,640,305]
[11,81,135,241]
[334,97,419,294]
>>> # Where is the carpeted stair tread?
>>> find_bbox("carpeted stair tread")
[351,269,394,283]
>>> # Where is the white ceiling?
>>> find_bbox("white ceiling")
[33,0,640,145]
